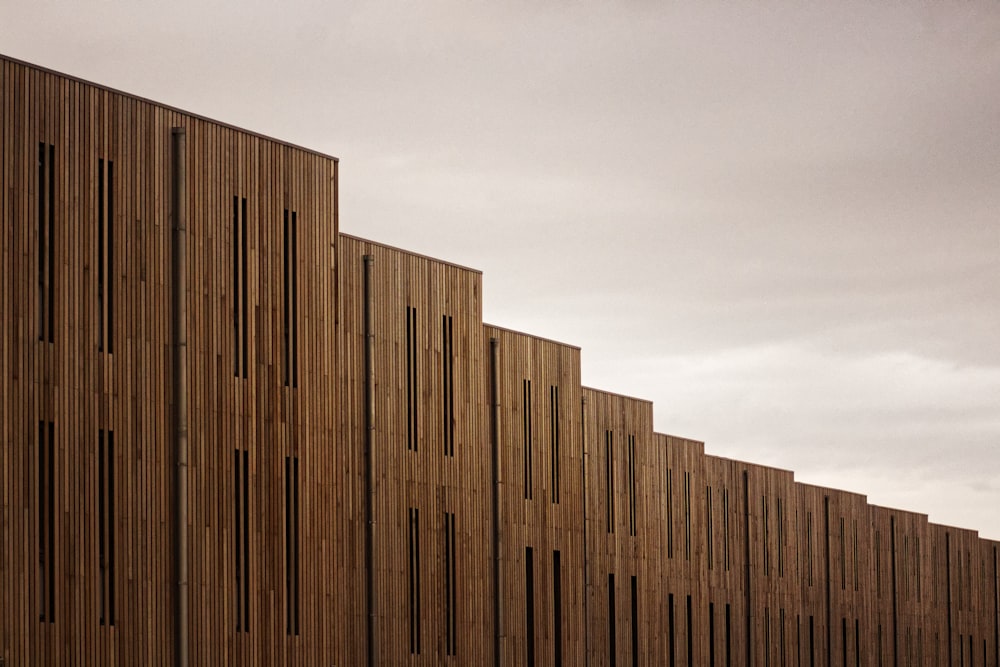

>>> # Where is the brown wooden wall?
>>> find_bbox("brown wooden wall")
[1,55,339,666]
[485,325,584,666]
[3,54,1000,666]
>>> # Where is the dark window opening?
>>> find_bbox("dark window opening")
[406,306,418,451]
[686,594,693,667]
[606,430,614,533]
[684,472,691,561]
[233,196,248,377]
[608,573,616,667]
[763,496,769,577]
[875,531,882,598]
[38,143,56,343]
[666,469,674,558]
[723,488,730,571]
[627,435,636,537]
[668,593,676,667]
[841,618,847,667]
[99,430,116,626]
[777,498,784,577]
[442,315,454,456]
[284,456,300,635]
[408,507,421,654]
[97,159,116,353]
[707,486,713,570]
[853,519,859,592]
[807,512,814,586]
[38,420,55,622]
[523,379,532,498]
[840,517,846,590]
[550,385,560,504]
[282,209,298,387]
[526,547,535,667]
[553,550,562,667]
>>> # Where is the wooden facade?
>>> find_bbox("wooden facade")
[2,55,999,665]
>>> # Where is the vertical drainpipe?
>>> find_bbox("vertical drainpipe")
[890,516,899,667]
[489,338,501,667]
[824,496,832,667]
[170,127,189,667]
[743,470,752,667]
[581,395,589,667]
[363,254,375,667]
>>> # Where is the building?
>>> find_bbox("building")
[1,54,997,666]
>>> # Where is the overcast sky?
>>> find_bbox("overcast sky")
[4,1,998,538]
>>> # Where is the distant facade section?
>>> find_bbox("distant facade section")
[1,55,998,666]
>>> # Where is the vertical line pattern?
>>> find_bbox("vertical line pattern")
[285,455,300,635]
[232,197,240,377]
[408,507,421,654]
[553,550,562,667]
[707,486,713,570]
[234,449,242,632]
[240,197,247,377]
[291,210,298,388]
[550,385,559,504]
[98,159,105,352]
[608,573,616,667]
[684,471,691,561]
[406,307,418,451]
[666,469,673,558]
[523,379,532,499]
[606,431,614,534]
[99,429,106,625]
[630,575,638,667]
[442,315,454,456]
[282,210,290,387]
[107,159,114,354]
[525,546,535,667]
[108,431,116,626]
[627,435,636,537]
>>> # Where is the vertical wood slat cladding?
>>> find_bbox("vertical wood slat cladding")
[1,56,338,667]
[3,54,1000,666]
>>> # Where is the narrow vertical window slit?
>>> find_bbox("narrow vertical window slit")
[707,486,713,570]
[666,469,674,558]
[631,575,639,667]
[442,315,454,456]
[285,455,300,635]
[608,573,616,667]
[606,431,614,533]
[684,472,691,561]
[550,385,560,504]
[240,197,248,377]
[523,379,532,498]
[628,435,636,537]
[406,307,418,451]
[408,507,421,654]
[553,550,562,667]
[98,160,105,352]
[525,546,535,667]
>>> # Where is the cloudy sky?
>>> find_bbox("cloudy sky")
[4,1,998,538]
